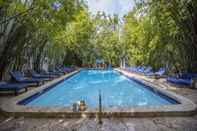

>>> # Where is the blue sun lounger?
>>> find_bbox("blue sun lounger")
[0,82,29,95]
[180,73,197,79]
[166,72,197,86]
[143,66,152,74]
[166,77,193,86]
[155,68,166,76]
[61,67,75,73]
[49,69,64,75]
[55,67,67,74]
[10,71,48,86]
[40,70,61,77]
[146,68,166,77]
[29,70,57,79]
[137,66,146,73]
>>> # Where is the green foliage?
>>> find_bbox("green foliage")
[0,0,197,79]
[122,0,197,72]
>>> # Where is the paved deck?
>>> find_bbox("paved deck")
[0,69,197,131]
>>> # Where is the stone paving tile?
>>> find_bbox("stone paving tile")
[0,116,197,131]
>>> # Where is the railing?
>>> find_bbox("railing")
[98,90,103,125]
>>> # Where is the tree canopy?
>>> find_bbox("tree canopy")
[0,0,197,79]
[122,0,197,72]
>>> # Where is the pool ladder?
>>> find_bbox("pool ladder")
[98,90,102,125]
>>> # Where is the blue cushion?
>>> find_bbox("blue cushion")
[166,77,192,86]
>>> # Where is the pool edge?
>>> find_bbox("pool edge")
[0,68,196,118]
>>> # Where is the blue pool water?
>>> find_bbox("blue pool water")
[23,70,178,108]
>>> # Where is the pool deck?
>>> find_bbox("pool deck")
[0,68,197,131]
[0,68,196,118]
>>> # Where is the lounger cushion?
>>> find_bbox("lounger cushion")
[0,82,28,91]
[166,77,192,86]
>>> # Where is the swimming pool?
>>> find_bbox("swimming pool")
[19,69,178,108]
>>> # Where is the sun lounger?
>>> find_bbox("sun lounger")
[143,66,152,74]
[40,70,61,77]
[146,68,166,78]
[166,77,193,86]
[55,67,67,74]
[62,67,75,73]
[49,69,64,75]
[0,82,29,95]
[167,72,197,87]
[180,73,197,79]
[29,70,56,79]
[10,71,48,86]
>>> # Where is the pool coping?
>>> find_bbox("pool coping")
[0,68,196,118]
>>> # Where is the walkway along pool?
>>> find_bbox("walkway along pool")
[18,69,179,107]
[0,69,196,118]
